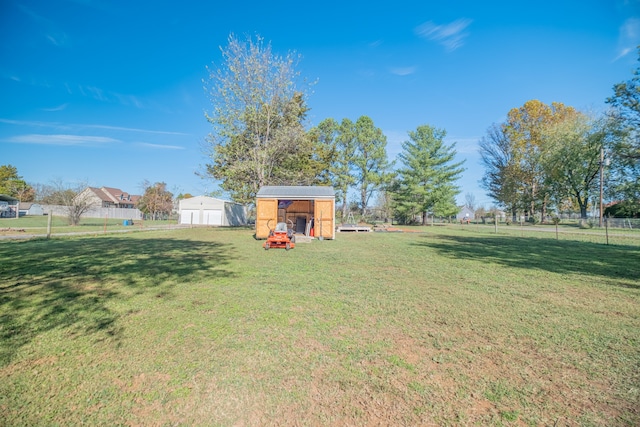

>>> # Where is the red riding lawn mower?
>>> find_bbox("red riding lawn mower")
[263,219,296,250]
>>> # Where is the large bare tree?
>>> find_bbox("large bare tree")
[44,180,94,226]
[202,34,318,204]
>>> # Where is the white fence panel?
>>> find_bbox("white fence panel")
[41,205,142,220]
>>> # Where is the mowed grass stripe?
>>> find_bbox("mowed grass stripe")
[0,228,638,426]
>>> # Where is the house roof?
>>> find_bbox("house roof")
[256,186,335,199]
[87,187,140,204]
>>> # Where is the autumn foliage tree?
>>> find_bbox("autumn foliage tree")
[137,182,174,220]
[0,164,34,202]
[480,100,580,220]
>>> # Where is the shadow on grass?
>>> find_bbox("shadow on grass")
[414,233,640,290]
[0,235,236,366]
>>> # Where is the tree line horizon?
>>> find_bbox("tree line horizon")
[3,34,639,224]
[201,34,640,223]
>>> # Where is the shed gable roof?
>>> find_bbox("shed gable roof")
[256,186,335,199]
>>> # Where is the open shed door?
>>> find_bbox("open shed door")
[256,199,277,239]
[314,199,334,239]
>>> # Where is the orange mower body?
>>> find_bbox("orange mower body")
[263,221,296,250]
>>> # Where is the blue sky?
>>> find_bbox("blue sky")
[1,0,639,208]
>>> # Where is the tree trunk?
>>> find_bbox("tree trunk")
[577,194,588,219]
[579,203,588,219]
[422,211,427,226]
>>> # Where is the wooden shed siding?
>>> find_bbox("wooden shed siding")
[256,199,278,239]
[255,186,335,239]
[314,199,335,239]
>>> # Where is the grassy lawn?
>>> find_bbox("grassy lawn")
[1,227,638,425]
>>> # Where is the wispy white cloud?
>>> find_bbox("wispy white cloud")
[16,3,50,25]
[137,142,185,150]
[414,18,473,52]
[0,118,69,129]
[82,85,107,102]
[389,66,417,76]
[0,118,189,136]
[67,84,144,108]
[46,32,69,47]
[7,134,121,146]
[445,137,480,154]
[113,93,144,108]
[41,103,69,112]
[614,17,640,61]
[83,124,189,135]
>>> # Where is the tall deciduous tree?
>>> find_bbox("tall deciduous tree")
[542,113,609,218]
[392,125,464,225]
[310,118,356,219]
[0,164,34,202]
[479,123,522,220]
[351,116,392,215]
[137,182,174,220]
[606,46,640,211]
[504,100,577,219]
[43,180,94,225]
[203,34,317,204]
[464,192,476,211]
[480,100,577,220]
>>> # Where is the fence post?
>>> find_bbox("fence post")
[47,212,52,239]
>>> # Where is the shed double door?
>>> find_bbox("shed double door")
[314,199,334,239]
[256,199,277,239]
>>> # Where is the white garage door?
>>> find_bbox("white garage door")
[203,209,222,225]
[180,209,200,225]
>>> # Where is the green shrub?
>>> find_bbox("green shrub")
[579,219,592,229]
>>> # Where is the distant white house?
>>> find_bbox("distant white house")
[456,206,475,222]
[19,203,44,216]
[179,196,246,226]
[75,186,141,209]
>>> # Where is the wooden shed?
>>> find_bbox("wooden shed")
[255,186,335,240]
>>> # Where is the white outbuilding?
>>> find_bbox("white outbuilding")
[178,196,246,226]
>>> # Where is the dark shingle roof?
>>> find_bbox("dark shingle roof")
[256,186,335,199]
